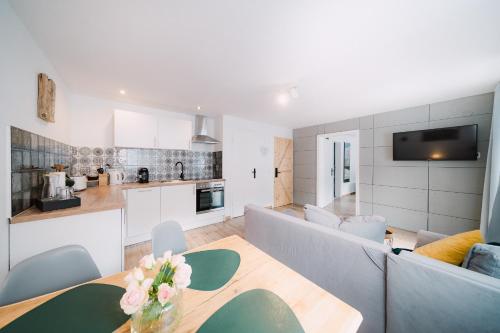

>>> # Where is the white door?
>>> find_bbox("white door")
[317,137,334,207]
[158,118,192,150]
[126,187,161,245]
[231,130,270,217]
[161,184,196,229]
[114,109,158,148]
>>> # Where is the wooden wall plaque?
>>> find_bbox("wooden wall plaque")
[37,73,56,122]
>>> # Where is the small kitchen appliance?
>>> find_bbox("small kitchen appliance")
[138,168,149,183]
[109,169,125,185]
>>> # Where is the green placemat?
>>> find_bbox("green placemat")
[197,289,305,333]
[0,283,129,333]
[185,249,240,291]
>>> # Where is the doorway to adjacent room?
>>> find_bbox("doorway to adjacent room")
[316,130,359,216]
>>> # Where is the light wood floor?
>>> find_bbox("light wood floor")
[324,193,357,217]
[124,203,417,269]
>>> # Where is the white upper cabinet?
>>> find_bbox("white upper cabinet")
[114,109,192,150]
[158,117,192,150]
[114,109,157,148]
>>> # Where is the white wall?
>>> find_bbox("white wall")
[0,0,73,280]
[69,94,219,151]
[222,115,292,217]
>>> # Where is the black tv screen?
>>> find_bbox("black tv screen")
[393,125,478,161]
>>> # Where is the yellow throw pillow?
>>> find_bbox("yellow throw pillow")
[414,230,483,265]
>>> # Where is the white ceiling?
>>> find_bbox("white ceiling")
[9,0,500,129]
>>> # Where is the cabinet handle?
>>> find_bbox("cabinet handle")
[137,189,153,193]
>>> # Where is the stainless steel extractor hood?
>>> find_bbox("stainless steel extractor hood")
[192,115,220,144]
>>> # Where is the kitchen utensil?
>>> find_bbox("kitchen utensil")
[108,169,125,185]
[98,173,109,186]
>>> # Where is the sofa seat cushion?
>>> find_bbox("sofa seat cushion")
[462,243,500,278]
[414,230,483,265]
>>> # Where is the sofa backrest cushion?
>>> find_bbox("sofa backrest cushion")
[462,243,500,278]
[303,204,341,229]
[339,220,387,244]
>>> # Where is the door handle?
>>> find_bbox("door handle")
[252,168,256,179]
[275,168,281,178]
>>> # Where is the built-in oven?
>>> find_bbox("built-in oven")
[196,181,224,214]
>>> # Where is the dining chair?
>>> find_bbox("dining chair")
[152,221,187,258]
[0,245,101,306]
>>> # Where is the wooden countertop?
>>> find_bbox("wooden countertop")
[10,179,225,224]
[0,236,363,332]
[120,178,225,190]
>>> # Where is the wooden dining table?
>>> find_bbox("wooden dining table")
[0,235,362,332]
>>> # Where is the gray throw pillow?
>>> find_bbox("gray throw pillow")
[339,220,387,244]
[303,204,342,229]
[462,243,500,278]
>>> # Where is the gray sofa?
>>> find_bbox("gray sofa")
[244,204,500,333]
[245,204,391,333]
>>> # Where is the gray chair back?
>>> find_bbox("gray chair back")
[152,221,187,258]
[0,245,101,306]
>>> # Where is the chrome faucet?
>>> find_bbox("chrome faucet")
[175,161,185,180]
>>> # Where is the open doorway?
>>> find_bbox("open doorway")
[316,130,359,217]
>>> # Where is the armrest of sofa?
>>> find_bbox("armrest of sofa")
[387,251,500,333]
[415,230,447,248]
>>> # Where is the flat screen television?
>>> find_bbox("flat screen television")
[393,124,478,161]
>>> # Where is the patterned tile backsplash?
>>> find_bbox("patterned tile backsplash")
[10,126,223,216]
[71,147,223,182]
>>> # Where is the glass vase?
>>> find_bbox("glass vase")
[130,291,182,333]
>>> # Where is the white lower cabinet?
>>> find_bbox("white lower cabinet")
[161,184,196,229]
[125,187,162,245]
[10,209,123,276]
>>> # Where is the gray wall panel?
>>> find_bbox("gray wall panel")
[429,191,482,220]
[293,125,324,138]
[428,214,480,235]
[359,201,373,215]
[374,105,429,128]
[429,93,493,121]
[373,204,428,232]
[359,147,373,166]
[295,178,316,194]
[324,118,360,133]
[373,166,428,189]
[429,167,486,194]
[295,164,316,179]
[294,150,316,165]
[293,136,316,151]
[294,191,316,206]
[359,129,374,148]
[360,115,374,129]
[373,185,428,212]
[359,166,373,184]
[358,184,373,203]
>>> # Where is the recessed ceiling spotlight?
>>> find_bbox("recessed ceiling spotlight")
[276,93,290,106]
[288,86,299,99]
[197,105,201,111]
[119,90,126,95]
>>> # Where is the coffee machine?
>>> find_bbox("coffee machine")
[138,168,149,183]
